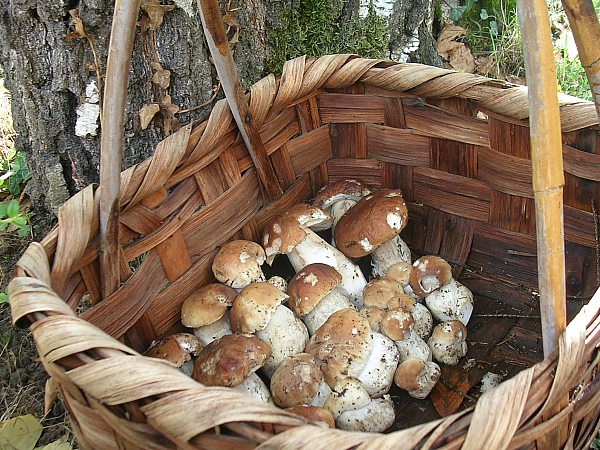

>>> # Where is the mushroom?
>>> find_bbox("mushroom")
[335,394,396,433]
[262,216,366,308]
[428,320,468,366]
[212,240,266,290]
[480,372,503,393]
[388,294,433,340]
[323,376,371,420]
[424,278,474,326]
[269,353,332,408]
[380,306,432,362]
[362,276,405,309]
[280,202,334,231]
[358,306,386,333]
[180,283,237,345]
[357,330,400,398]
[267,275,288,292]
[286,263,355,335]
[192,333,273,403]
[409,255,453,298]
[285,405,335,429]
[371,235,412,278]
[312,179,371,241]
[145,332,203,376]
[229,282,309,377]
[333,189,409,278]
[304,308,373,388]
[394,357,441,399]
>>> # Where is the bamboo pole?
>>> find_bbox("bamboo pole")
[561,0,600,123]
[517,1,568,447]
[99,0,141,299]
[516,0,567,356]
[197,0,283,201]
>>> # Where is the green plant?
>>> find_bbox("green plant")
[265,0,388,75]
[0,148,30,196]
[0,198,30,237]
[0,286,8,305]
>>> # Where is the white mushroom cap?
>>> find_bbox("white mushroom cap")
[428,320,468,366]
[323,377,371,419]
[212,240,267,289]
[394,357,441,399]
[335,395,396,432]
[425,278,474,325]
[409,255,453,298]
[232,372,274,404]
[356,331,400,398]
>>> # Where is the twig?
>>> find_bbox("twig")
[473,314,541,318]
[592,199,600,287]
[439,376,477,403]
[176,82,221,114]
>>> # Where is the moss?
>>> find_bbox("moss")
[265,0,388,76]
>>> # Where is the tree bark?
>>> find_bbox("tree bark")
[0,0,441,239]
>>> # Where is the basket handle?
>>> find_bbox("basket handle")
[99,0,142,299]
[197,0,284,201]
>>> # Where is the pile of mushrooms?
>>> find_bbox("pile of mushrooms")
[144,179,475,433]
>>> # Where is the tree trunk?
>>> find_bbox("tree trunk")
[0,0,441,239]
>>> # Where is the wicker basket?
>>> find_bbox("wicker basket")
[8,33,600,450]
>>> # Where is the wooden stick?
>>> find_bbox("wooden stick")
[99,0,141,299]
[516,0,567,357]
[517,2,568,447]
[197,0,283,201]
[561,0,600,123]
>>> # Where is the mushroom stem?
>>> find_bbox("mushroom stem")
[303,289,356,335]
[356,331,400,398]
[232,372,274,404]
[371,235,412,278]
[287,228,366,308]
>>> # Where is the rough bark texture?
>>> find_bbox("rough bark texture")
[0,0,440,239]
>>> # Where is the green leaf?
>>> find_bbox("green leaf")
[480,8,488,20]
[35,436,73,450]
[0,292,8,304]
[6,199,20,218]
[0,414,43,450]
[0,203,7,217]
[489,20,499,37]
[449,6,467,22]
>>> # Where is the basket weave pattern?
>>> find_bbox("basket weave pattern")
[9,55,600,449]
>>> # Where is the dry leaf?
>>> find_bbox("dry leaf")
[430,364,472,417]
[437,25,476,73]
[223,11,240,28]
[44,377,59,415]
[66,9,87,41]
[152,69,171,89]
[35,436,73,450]
[0,414,43,450]
[141,0,175,30]
[139,103,161,130]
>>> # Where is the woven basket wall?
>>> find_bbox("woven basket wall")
[9,54,600,449]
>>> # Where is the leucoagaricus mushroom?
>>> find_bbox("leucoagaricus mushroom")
[229,281,309,377]
[424,278,474,325]
[286,263,355,335]
[269,353,332,408]
[333,189,409,278]
[192,333,273,403]
[380,306,432,362]
[145,332,203,376]
[409,255,453,298]
[212,240,266,290]
[312,179,371,241]
[394,357,441,399]
[262,216,366,308]
[428,320,468,366]
[180,283,237,345]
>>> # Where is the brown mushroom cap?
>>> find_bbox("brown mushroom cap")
[229,282,289,333]
[262,216,307,265]
[270,353,325,408]
[358,306,387,333]
[145,333,203,368]
[393,358,425,391]
[385,261,413,287]
[313,179,371,211]
[192,333,271,387]
[380,306,414,341]
[287,263,343,317]
[181,283,238,328]
[334,189,409,259]
[212,240,266,289]
[304,308,373,386]
[428,320,468,365]
[362,277,404,309]
[280,203,334,231]
[409,255,453,297]
[285,405,335,429]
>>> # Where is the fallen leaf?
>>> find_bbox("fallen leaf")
[0,414,43,450]
[437,24,476,73]
[430,364,472,417]
[139,103,161,130]
[44,377,59,415]
[66,9,87,41]
[141,0,175,30]
[223,11,240,28]
[35,436,73,450]
[152,69,171,89]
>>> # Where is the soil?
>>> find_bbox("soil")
[0,230,77,448]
